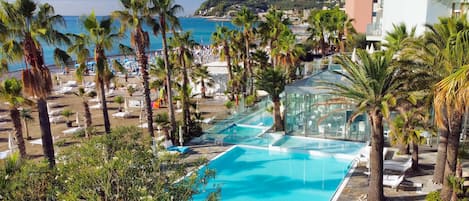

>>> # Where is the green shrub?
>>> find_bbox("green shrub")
[245,95,256,106]
[425,191,441,201]
[224,101,234,109]
[0,126,218,200]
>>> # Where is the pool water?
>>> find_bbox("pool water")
[272,136,364,155]
[238,111,274,127]
[193,146,352,201]
[220,124,265,137]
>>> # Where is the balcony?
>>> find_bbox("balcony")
[366,23,382,41]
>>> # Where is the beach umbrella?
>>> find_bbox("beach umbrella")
[76,112,80,127]
[8,132,16,151]
[124,97,129,112]
[351,48,357,62]
[179,125,184,146]
[368,43,375,54]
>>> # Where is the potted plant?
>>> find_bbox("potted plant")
[114,96,124,112]
[127,85,136,97]
[61,109,73,127]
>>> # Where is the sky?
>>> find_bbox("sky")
[36,0,205,16]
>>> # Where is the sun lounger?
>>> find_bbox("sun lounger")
[62,127,84,135]
[49,116,65,124]
[112,111,131,118]
[29,136,58,145]
[48,109,63,116]
[166,146,190,154]
[90,103,102,109]
[0,150,11,160]
[137,122,156,128]
[383,174,404,191]
[358,146,388,165]
[384,157,412,173]
[64,80,78,87]
[56,86,75,94]
[106,89,116,97]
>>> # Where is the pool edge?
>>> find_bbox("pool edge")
[330,158,359,201]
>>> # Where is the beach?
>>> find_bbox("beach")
[0,70,229,158]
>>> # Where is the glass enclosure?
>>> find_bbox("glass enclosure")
[284,70,370,142]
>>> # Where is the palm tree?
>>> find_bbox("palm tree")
[327,49,404,201]
[74,87,96,138]
[191,64,214,98]
[274,30,305,82]
[0,78,33,158]
[434,65,469,200]
[257,8,290,66]
[329,7,354,53]
[20,108,33,140]
[255,68,285,131]
[169,31,197,137]
[232,7,258,96]
[405,16,469,189]
[383,23,416,52]
[211,26,234,98]
[113,0,157,137]
[150,0,183,138]
[69,12,121,134]
[0,0,70,167]
[307,9,334,57]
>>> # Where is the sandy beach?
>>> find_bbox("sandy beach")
[0,71,228,159]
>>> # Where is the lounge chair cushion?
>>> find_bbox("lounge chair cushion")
[167,146,190,154]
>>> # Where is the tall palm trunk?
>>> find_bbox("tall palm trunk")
[201,79,206,98]
[368,111,385,201]
[99,78,111,134]
[320,35,327,57]
[10,108,26,158]
[273,98,283,131]
[224,42,234,100]
[23,33,55,167]
[37,98,55,167]
[179,50,189,137]
[412,142,419,171]
[433,117,449,184]
[160,18,177,140]
[135,26,154,137]
[440,113,463,200]
[96,48,111,134]
[83,100,91,138]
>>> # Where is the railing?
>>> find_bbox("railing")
[366,23,382,37]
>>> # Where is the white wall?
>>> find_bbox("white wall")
[381,0,450,39]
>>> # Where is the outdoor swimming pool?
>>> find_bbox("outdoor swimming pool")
[271,136,365,155]
[238,111,274,127]
[193,146,354,201]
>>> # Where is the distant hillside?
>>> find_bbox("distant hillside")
[195,0,341,17]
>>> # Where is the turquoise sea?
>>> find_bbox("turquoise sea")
[9,16,235,72]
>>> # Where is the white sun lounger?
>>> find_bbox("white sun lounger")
[56,86,74,94]
[62,127,84,135]
[29,136,59,145]
[112,111,131,118]
[359,146,388,164]
[64,80,78,87]
[384,157,412,173]
[137,122,156,128]
[49,116,65,124]
[48,109,63,116]
[0,150,12,160]
[90,103,102,110]
[383,174,405,190]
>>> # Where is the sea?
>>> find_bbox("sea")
[8,16,236,72]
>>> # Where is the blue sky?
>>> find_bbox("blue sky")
[37,0,205,16]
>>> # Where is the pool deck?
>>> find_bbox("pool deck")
[184,142,469,201]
